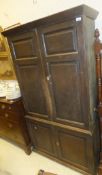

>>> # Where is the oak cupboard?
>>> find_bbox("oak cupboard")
[3,5,100,175]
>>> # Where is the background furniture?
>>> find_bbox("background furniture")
[0,98,31,154]
[94,29,102,175]
[0,26,31,154]
[3,5,100,175]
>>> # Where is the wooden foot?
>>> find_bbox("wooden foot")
[24,144,32,155]
[98,162,102,175]
[38,170,57,175]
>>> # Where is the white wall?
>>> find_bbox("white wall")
[0,0,102,36]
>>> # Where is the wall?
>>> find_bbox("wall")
[0,0,102,37]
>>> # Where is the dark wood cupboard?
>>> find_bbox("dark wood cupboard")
[3,5,100,175]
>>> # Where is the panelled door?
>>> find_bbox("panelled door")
[27,119,57,156]
[54,126,93,173]
[8,30,51,120]
[37,20,89,128]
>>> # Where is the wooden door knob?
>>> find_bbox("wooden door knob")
[5,113,9,118]
[56,141,60,147]
[8,123,13,128]
[34,126,38,130]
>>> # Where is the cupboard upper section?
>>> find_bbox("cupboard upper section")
[2,5,98,129]
[3,5,98,37]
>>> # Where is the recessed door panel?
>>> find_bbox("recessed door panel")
[56,128,89,168]
[11,32,37,59]
[27,120,56,156]
[17,63,47,116]
[13,38,36,58]
[43,28,77,55]
[50,61,82,123]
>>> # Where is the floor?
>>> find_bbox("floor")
[0,138,82,175]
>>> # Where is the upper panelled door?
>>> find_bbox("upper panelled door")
[37,20,89,128]
[8,31,50,119]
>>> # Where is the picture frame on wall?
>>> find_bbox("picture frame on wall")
[0,26,16,80]
[0,27,6,52]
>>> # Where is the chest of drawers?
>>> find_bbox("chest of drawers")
[0,98,31,154]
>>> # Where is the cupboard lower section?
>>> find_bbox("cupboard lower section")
[26,118,99,175]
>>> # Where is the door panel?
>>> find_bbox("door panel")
[27,120,56,156]
[38,21,88,127]
[9,31,49,118]
[50,61,82,122]
[43,27,77,55]
[11,32,37,59]
[17,62,47,115]
[55,127,90,170]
